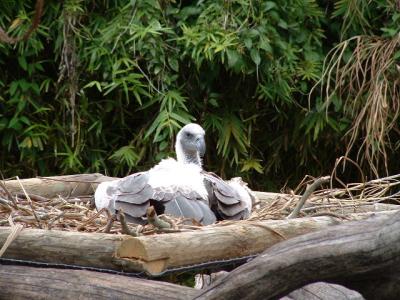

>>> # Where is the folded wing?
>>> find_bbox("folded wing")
[202,172,253,220]
[95,159,217,225]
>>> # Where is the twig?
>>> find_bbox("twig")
[0,216,23,257]
[76,208,107,231]
[0,179,17,207]
[287,176,331,219]
[308,212,350,220]
[47,212,66,229]
[0,197,13,211]
[15,176,42,229]
[16,193,49,202]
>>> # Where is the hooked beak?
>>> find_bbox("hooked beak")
[196,136,206,157]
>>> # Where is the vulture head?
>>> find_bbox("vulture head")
[175,123,206,166]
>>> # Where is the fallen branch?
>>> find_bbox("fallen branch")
[0,265,196,300]
[0,226,144,273]
[117,210,397,275]
[0,0,44,44]
[0,211,397,275]
[195,272,363,300]
[196,210,400,300]
[3,173,116,198]
[287,176,330,219]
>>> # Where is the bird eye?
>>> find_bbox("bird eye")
[186,132,192,138]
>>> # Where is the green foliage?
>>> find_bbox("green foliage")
[0,0,399,188]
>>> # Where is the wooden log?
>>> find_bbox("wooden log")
[2,173,116,198]
[195,210,400,300]
[195,273,363,300]
[118,210,398,275]
[0,265,197,300]
[0,211,396,276]
[253,191,294,202]
[281,282,364,300]
[0,227,145,273]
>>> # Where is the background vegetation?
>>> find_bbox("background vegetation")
[0,0,399,190]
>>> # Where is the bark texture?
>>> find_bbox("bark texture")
[0,265,196,300]
[195,210,400,300]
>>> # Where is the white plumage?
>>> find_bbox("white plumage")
[147,158,208,200]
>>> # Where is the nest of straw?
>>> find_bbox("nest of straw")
[0,173,399,236]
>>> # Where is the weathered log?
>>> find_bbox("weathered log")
[195,272,363,299]
[2,173,115,198]
[0,211,397,276]
[195,271,363,299]
[118,210,398,275]
[0,227,145,273]
[195,210,400,300]
[0,265,197,300]
[281,282,364,300]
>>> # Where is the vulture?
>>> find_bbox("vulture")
[95,123,255,225]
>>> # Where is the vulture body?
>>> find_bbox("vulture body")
[95,123,254,225]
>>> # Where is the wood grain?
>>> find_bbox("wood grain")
[0,227,142,272]
[120,210,397,274]
[195,210,400,300]
[0,265,197,300]
[3,173,116,198]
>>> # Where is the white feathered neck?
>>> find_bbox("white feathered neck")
[175,141,202,167]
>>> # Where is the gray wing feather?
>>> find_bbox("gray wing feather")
[118,172,148,194]
[193,200,217,225]
[164,195,216,225]
[96,169,217,225]
[114,173,153,205]
[113,172,154,219]
[202,171,251,220]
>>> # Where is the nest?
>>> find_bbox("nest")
[250,173,400,221]
[0,173,399,236]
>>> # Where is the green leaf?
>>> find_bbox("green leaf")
[241,158,264,173]
[18,56,28,71]
[168,57,179,72]
[278,20,288,30]
[83,81,103,92]
[250,49,261,66]
[264,1,277,11]
[226,49,240,68]
[244,38,252,49]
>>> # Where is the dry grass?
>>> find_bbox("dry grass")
[0,171,399,235]
[0,191,206,235]
[250,171,400,221]
[310,34,400,175]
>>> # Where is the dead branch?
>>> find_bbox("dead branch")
[0,265,196,300]
[287,176,330,219]
[0,0,44,44]
[196,210,400,300]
